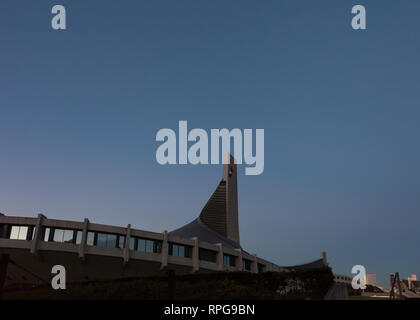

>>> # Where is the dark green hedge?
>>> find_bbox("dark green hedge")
[3,267,334,300]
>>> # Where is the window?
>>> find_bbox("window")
[76,231,83,244]
[223,254,235,267]
[9,226,29,240]
[87,231,95,246]
[53,229,64,242]
[199,248,217,263]
[118,235,126,249]
[145,239,154,253]
[47,228,80,244]
[130,237,162,253]
[96,233,119,248]
[168,243,192,258]
[129,237,135,250]
[86,232,125,249]
[243,259,252,271]
[97,233,107,247]
[257,263,265,273]
[138,238,146,251]
[63,230,74,243]
[106,234,117,248]
[31,227,36,240]
[43,228,51,241]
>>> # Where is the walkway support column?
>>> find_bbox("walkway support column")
[78,218,89,260]
[0,254,9,299]
[30,214,46,255]
[192,237,199,272]
[160,230,168,270]
[235,248,243,271]
[216,243,223,271]
[251,254,258,274]
[123,224,131,264]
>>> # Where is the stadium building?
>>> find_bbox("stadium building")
[0,156,328,293]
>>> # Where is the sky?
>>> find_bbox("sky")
[1,1,419,288]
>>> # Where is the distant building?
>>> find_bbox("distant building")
[364,274,377,286]
[407,275,420,294]
[408,274,417,281]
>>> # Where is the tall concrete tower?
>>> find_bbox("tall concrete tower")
[170,153,241,247]
[198,154,240,245]
[222,153,240,244]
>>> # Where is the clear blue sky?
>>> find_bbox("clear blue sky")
[1,1,419,288]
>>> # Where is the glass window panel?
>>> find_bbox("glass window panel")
[87,232,95,246]
[63,230,74,243]
[145,240,154,253]
[107,234,117,248]
[185,247,191,258]
[10,226,20,240]
[179,245,185,257]
[18,226,28,240]
[138,239,146,252]
[129,237,135,250]
[155,241,162,253]
[118,236,125,249]
[53,229,64,242]
[44,228,51,242]
[31,227,36,240]
[97,233,107,248]
[199,249,217,262]
[76,231,82,244]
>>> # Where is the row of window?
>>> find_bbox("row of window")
[86,231,125,249]
[129,236,161,253]
[168,242,192,258]
[243,259,252,271]
[223,254,236,267]
[198,249,253,271]
[8,225,36,241]
[44,227,82,244]
[2,224,262,271]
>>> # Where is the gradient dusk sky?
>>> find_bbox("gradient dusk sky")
[1,1,419,287]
